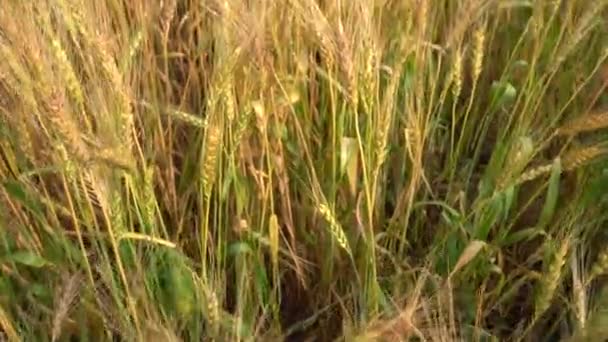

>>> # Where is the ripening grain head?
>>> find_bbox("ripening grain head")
[202,124,222,198]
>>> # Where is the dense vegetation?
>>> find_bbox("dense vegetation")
[1,1,608,341]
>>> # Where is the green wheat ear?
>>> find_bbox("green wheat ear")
[535,237,570,319]
[589,245,608,282]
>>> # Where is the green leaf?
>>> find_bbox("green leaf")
[493,276,531,310]
[30,283,52,299]
[581,167,608,206]
[502,185,517,221]
[3,180,26,203]
[500,227,547,247]
[489,81,517,112]
[441,204,462,227]
[537,158,561,229]
[228,241,254,258]
[254,261,270,305]
[515,136,534,163]
[475,194,503,240]
[7,251,50,268]
[171,264,196,318]
[0,276,14,295]
[220,164,234,201]
[340,137,358,195]
[441,231,463,276]
[2,180,43,216]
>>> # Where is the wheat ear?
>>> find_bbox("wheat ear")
[557,111,608,136]
[318,203,352,256]
[535,237,570,318]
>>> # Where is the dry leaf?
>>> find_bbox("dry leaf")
[449,240,486,279]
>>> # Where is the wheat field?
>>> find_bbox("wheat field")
[1,1,608,341]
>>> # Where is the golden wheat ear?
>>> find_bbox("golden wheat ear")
[471,27,486,83]
[52,272,82,342]
[562,145,608,171]
[557,111,608,136]
[202,124,222,199]
[514,145,607,186]
[46,90,91,164]
[317,202,352,256]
